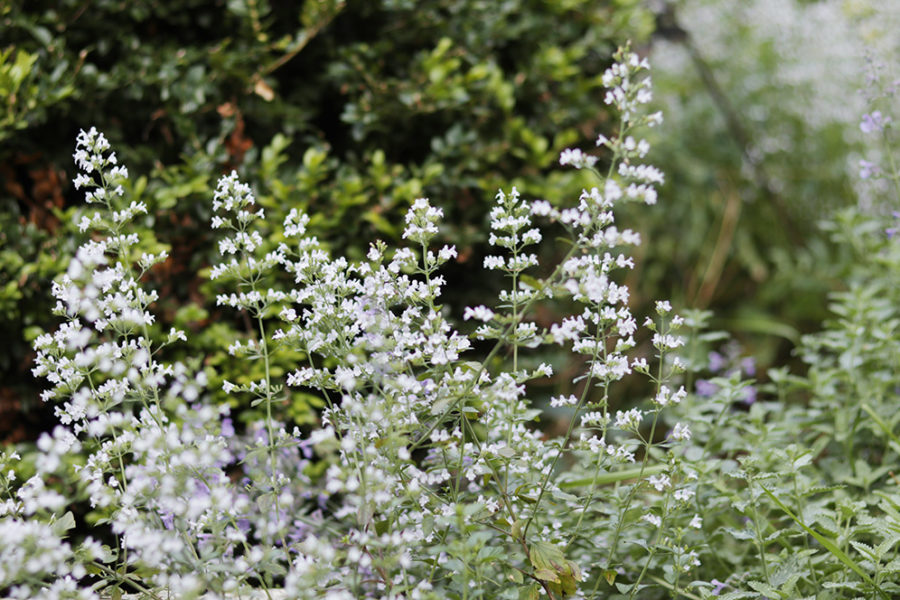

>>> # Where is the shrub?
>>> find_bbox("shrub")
[0,0,654,439]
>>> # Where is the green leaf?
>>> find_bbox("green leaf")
[861,404,900,446]
[533,568,560,583]
[759,483,889,600]
[51,511,76,537]
[496,446,516,459]
[529,542,579,597]
[529,541,565,572]
[748,580,778,596]
[519,583,540,600]
[511,519,524,539]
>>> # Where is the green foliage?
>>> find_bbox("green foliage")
[661,203,900,598]
[0,0,654,434]
[639,0,885,365]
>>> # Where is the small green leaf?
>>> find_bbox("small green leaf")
[496,446,516,459]
[533,568,560,583]
[519,583,540,600]
[51,511,76,536]
[529,541,565,572]
[511,519,523,539]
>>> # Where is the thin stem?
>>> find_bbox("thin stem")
[749,478,771,585]
[628,493,671,600]
[881,128,900,202]
[524,317,606,539]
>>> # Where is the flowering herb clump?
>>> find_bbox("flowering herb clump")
[6,41,900,600]
[0,45,705,600]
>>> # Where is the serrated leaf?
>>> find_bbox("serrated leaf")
[519,583,541,600]
[759,483,890,600]
[849,540,878,561]
[533,568,560,583]
[529,541,566,572]
[724,527,754,540]
[792,453,813,469]
[747,580,778,596]
[717,592,760,600]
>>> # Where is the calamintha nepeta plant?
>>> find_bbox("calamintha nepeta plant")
[6,46,710,600]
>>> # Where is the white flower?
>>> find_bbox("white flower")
[614,408,642,430]
[559,148,598,169]
[550,393,577,409]
[674,488,694,502]
[654,385,687,407]
[641,513,661,527]
[648,474,671,491]
[671,422,691,441]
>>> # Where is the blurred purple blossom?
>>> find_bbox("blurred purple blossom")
[708,351,726,373]
[221,417,235,438]
[741,356,756,376]
[859,159,880,180]
[887,212,900,239]
[695,379,719,397]
[710,579,727,595]
[743,386,757,405]
[860,111,890,134]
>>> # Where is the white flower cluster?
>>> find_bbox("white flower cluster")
[468,187,549,349]
[16,45,704,599]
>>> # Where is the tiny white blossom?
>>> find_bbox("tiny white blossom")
[648,474,671,491]
[671,422,691,441]
[641,513,662,527]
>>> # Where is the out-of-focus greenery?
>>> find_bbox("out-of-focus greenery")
[640,0,896,368]
[0,0,655,436]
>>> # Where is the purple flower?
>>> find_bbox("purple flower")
[708,351,726,373]
[695,379,719,397]
[888,212,900,239]
[859,159,880,180]
[860,111,889,134]
[297,438,314,459]
[221,417,235,438]
[741,356,756,376]
[743,385,757,405]
[710,579,727,595]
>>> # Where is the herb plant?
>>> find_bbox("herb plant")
[2,40,899,600]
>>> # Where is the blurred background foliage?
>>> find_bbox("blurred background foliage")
[0,0,893,442]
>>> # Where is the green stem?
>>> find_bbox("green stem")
[749,478,771,585]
